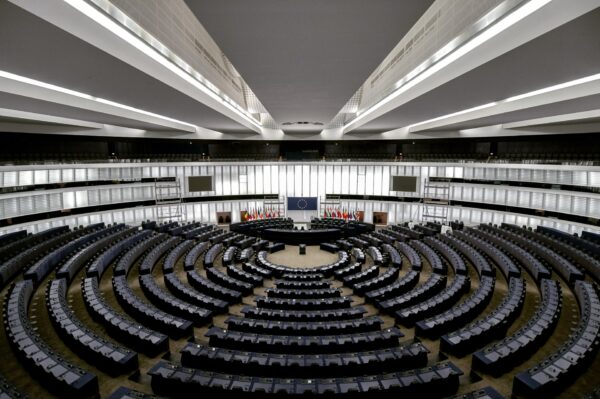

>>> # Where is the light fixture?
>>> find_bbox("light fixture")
[504,73,600,102]
[344,0,552,132]
[407,102,497,131]
[406,72,600,132]
[63,0,263,130]
[0,70,198,132]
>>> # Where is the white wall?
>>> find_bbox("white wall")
[0,161,599,234]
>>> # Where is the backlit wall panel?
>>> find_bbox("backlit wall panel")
[0,162,599,223]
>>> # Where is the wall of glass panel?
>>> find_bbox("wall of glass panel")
[2,162,597,189]
[1,162,599,223]
[448,183,600,218]
[0,183,155,219]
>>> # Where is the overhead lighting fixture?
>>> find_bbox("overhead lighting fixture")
[344,0,552,132]
[63,0,263,130]
[407,102,498,130]
[505,73,600,102]
[406,72,600,132]
[0,69,198,132]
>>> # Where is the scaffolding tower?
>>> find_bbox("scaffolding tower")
[155,178,184,221]
[421,178,450,224]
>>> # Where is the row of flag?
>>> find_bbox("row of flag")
[243,207,282,221]
[323,207,360,221]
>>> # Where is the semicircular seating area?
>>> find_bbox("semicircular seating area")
[0,220,598,399]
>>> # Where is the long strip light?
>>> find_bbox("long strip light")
[406,72,600,131]
[63,0,263,130]
[504,73,600,102]
[407,102,498,130]
[343,0,552,132]
[0,69,198,131]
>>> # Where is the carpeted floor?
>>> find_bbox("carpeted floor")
[267,245,339,267]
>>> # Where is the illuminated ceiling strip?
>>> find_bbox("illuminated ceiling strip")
[0,70,198,132]
[63,0,263,130]
[0,107,104,129]
[407,72,600,132]
[343,0,552,132]
[503,109,600,129]
[504,73,600,102]
[407,102,498,130]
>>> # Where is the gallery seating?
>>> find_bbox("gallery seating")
[180,342,429,378]
[255,295,353,310]
[265,287,341,299]
[240,306,367,322]
[4,281,99,398]
[112,275,193,338]
[82,277,169,355]
[184,241,210,270]
[352,267,399,295]
[204,243,224,268]
[164,273,230,310]
[204,326,403,354]
[473,278,562,375]
[453,230,521,279]
[149,360,462,397]
[409,241,447,275]
[224,315,383,335]
[161,240,195,273]
[495,225,583,284]
[0,218,594,398]
[415,275,495,338]
[469,228,550,283]
[46,279,138,374]
[378,274,447,313]
[395,274,470,326]
[440,277,526,356]
[437,234,495,277]
[365,270,420,301]
[381,244,402,268]
[512,281,599,397]
[0,226,70,288]
[23,224,110,286]
[139,274,213,324]
[113,234,167,276]
[395,242,422,270]
[204,267,254,294]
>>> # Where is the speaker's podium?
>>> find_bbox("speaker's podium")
[299,244,306,255]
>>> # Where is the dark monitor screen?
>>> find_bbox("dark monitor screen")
[391,176,418,192]
[188,176,213,192]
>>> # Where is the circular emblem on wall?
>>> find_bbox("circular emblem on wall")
[297,198,308,209]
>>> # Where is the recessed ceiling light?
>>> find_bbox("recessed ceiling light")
[282,121,324,126]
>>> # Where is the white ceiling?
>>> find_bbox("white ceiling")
[0,0,599,140]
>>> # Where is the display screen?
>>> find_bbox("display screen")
[188,176,213,192]
[391,176,418,192]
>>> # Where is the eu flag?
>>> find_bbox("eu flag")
[287,197,318,210]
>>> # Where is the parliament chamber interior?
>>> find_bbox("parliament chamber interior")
[1,0,600,398]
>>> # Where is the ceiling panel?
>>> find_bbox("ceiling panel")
[0,1,249,134]
[422,94,600,132]
[0,92,170,131]
[357,7,600,133]
[186,0,434,130]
